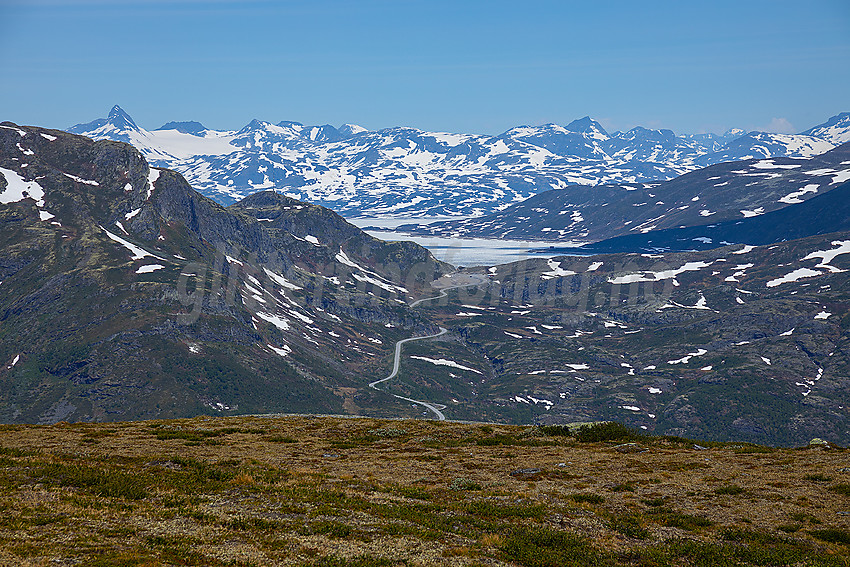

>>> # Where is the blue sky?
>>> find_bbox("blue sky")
[1,0,848,135]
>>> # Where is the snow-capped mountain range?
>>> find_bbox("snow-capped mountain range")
[68,106,850,218]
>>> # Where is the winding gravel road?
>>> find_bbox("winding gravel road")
[368,274,488,420]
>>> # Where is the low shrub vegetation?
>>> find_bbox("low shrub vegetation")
[574,422,645,443]
[0,416,846,566]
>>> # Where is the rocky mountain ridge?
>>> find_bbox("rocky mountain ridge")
[572,177,850,254]
[400,142,850,244]
[0,121,446,424]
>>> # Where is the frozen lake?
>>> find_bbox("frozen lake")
[347,216,592,267]
[364,229,589,267]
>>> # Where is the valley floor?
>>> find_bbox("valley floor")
[0,416,848,566]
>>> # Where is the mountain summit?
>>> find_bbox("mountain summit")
[67,105,138,135]
[801,111,850,144]
[156,120,207,135]
[565,116,609,138]
[106,104,138,130]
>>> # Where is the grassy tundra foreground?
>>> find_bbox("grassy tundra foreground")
[0,417,848,566]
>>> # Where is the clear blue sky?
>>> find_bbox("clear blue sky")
[1,0,848,135]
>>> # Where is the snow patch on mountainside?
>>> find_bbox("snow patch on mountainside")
[0,167,45,205]
[609,261,712,285]
[410,356,482,374]
[102,228,165,261]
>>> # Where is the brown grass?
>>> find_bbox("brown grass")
[0,416,846,566]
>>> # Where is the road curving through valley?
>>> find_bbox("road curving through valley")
[368,273,489,420]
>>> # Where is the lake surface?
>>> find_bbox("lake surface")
[347,216,592,267]
[364,229,588,267]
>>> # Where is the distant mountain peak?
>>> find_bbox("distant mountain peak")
[242,118,267,129]
[235,119,278,136]
[621,126,677,142]
[801,112,850,145]
[156,121,207,135]
[339,123,367,136]
[805,111,850,128]
[565,116,609,137]
[107,105,139,131]
[67,105,139,136]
